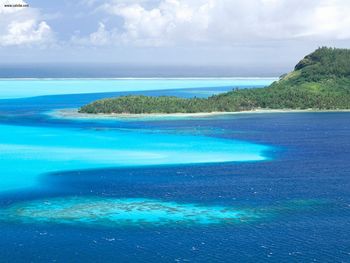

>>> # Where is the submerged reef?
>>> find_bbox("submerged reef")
[1,197,260,227]
[0,197,327,228]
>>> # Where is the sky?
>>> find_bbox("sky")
[0,0,350,76]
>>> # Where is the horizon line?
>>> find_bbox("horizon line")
[0,77,278,80]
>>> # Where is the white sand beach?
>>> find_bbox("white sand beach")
[50,108,350,121]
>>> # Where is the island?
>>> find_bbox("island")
[79,47,350,114]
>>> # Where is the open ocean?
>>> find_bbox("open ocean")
[0,78,349,262]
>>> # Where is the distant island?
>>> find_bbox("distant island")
[79,47,350,114]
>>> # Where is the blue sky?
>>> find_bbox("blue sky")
[1,0,350,73]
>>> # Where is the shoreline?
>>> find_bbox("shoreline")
[51,108,350,120]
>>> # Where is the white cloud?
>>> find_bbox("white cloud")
[301,1,350,39]
[89,22,110,45]
[0,0,54,46]
[1,20,52,46]
[83,0,350,47]
[99,0,215,46]
[71,22,118,46]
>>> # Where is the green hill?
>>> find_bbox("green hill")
[79,47,350,114]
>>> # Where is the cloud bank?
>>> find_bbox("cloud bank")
[1,0,350,68]
[2,0,350,47]
[78,0,350,47]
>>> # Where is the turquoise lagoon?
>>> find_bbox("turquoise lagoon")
[0,78,276,99]
[0,124,270,192]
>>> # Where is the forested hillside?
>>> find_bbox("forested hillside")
[80,47,350,114]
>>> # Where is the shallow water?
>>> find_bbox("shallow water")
[0,78,276,99]
[0,79,349,262]
[1,197,261,226]
[0,123,269,192]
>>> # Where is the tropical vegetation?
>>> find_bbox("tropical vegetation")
[79,47,350,114]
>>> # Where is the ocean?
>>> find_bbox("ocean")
[0,78,349,262]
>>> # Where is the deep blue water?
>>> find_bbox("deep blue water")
[0,82,349,262]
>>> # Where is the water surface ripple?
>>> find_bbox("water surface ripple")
[0,79,349,262]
